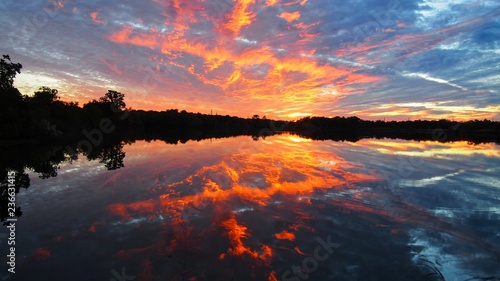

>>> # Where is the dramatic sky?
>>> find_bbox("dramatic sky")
[1,0,499,120]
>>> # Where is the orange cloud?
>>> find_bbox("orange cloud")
[220,0,256,35]
[108,23,381,105]
[361,103,500,122]
[266,0,279,6]
[90,11,106,25]
[108,26,159,49]
[103,0,382,113]
[279,11,301,23]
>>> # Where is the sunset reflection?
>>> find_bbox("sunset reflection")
[97,135,500,279]
[108,138,378,219]
[352,139,500,158]
[11,134,500,280]
[106,135,379,279]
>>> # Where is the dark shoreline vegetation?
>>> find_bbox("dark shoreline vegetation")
[1,55,500,223]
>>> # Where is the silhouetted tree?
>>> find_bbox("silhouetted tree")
[32,86,59,104]
[0,54,22,90]
[0,55,24,139]
[99,90,126,110]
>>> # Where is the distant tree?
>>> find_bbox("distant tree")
[0,54,22,90]
[252,114,260,119]
[63,101,79,107]
[99,90,126,110]
[32,86,59,104]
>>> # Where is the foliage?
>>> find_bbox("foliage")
[0,54,22,90]
[32,86,60,104]
[99,90,126,110]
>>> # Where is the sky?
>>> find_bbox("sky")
[1,0,499,120]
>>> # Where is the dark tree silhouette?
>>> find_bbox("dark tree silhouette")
[99,90,126,110]
[0,55,25,139]
[0,54,22,90]
[32,161,60,179]
[98,143,125,170]
[1,169,30,224]
[86,143,126,171]
[32,86,60,104]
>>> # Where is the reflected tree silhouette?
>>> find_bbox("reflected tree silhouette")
[32,161,60,179]
[0,168,30,224]
[0,141,126,223]
[87,142,125,170]
[0,143,70,223]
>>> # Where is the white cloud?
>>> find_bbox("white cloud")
[402,72,468,91]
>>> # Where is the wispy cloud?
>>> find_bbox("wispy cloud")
[402,72,468,91]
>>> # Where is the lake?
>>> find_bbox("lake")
[4,134,500,281]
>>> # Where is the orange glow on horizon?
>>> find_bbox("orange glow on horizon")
[354,139,500,158]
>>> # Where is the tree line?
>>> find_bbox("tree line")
[287,116,500,144]
[0,55,288,143]
[1,54,499,145]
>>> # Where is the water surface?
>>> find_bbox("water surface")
[5,134,500,280]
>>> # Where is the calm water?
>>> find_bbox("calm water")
[4,134,500,280]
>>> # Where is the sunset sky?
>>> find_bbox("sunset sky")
[1,0,499,120]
